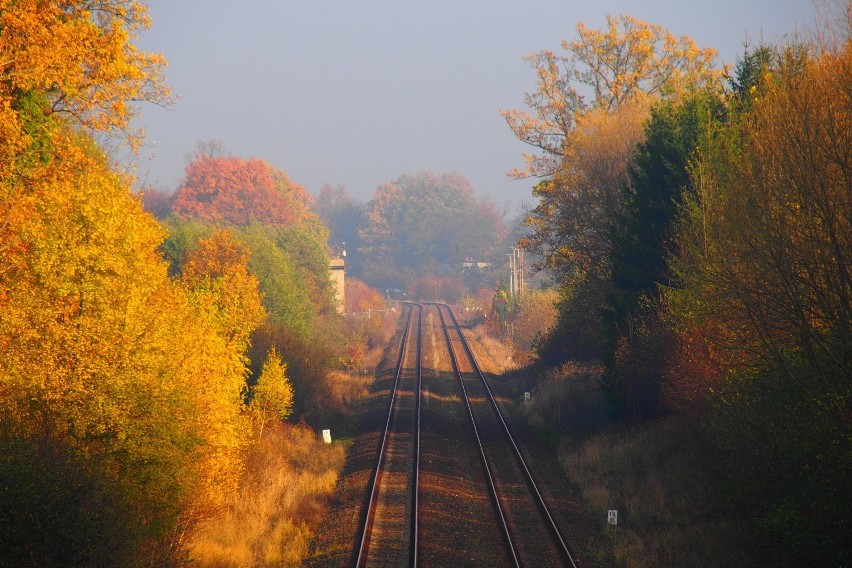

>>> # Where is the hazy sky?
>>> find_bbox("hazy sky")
[132,1,819,208]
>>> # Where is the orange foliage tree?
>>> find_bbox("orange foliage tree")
[502,15,722,370]
[668,40,852,563]
[345,278,386,313]
[0,2,278,562]
[171,156,315,226]
[181,228,266,349]
[674,40,852,385]
[342,278,388,370]
[504,15,721,278]
[0,0,169,185]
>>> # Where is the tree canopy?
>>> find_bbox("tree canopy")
[171,156,316,227]
[359,171,507,287]
[501,14,719,178]
[0,132,258,563]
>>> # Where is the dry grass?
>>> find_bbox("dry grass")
[449,317,755,566]
[465,324,518,374]
[519,363,607,440]
[185,422,346,567]
[558,418,753,567]
[325,370,372,413]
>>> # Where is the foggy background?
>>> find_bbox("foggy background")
[131,0,819,209]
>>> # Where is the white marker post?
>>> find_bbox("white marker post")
[608,510,617,525]
[322,429,332,444]
[524,392,531,401]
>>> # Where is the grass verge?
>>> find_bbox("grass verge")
[558,417,755,567]
[185,422,346,567]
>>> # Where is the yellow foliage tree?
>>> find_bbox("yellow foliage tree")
[251,347,295,439]
[0,131,256,560]
[502,14,720,178]
[1,0,170,259]
[570,14,720,110]
[0,1,270,562]
[0,0,168,149]
[675,41,852,375]
[181,229,267,350]
[522,97,650,276]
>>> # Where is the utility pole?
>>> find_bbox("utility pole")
[508,247,524,298]
[517,247,525,296]
[507,252,516,297]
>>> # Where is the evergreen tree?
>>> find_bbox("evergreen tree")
[604,93,723,417]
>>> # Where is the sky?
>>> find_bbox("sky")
[132,0,821,209]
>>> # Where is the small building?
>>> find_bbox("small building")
[460,257,492,272]
[329,257,345,313]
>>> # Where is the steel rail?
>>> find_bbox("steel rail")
[434,303,521,567]
[438,302,579,568]
[409,302,422,568]
[354,303,416,567]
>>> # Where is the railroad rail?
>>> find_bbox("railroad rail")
[433,302,578,568]
[353,304,423,566]
[354,302,577,567]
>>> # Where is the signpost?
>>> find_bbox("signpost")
[608,510,617,525]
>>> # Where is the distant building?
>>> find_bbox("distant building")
[330,257,345,313]
[461,257,492,272]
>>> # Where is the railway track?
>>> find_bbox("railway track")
[355,303,422,566]
[354,302,578,567]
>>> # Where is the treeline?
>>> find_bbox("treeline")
[314,171,510,294]
[149,162,511,299]
[151,148,348,421]
[506,15,850,564]
[0,2,347,565]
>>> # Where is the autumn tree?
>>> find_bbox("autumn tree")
[0,133,258,563]
[275,222,337,311]
[339,278,388,370]
[249,322,338,423]
[161,216,343,429]
[610,95,719,311]
[674,40,851,392]
[171,155,316,227]
[250,347,294,439]
[671,39,851,564]
[602,92,724,418]
[181,229,266,350]
[502,14,719,178]
[522,99,650,278]
[407,275,466,303]
[504,15,720,273]
[239,224,321,337]
[509,288,559,361]
[0,0,169,158]
[0,3,304,563]
[0,0,170,255]
[138,186,173,219]
[504,15,720,367]
[345,278,387,313]
[0,2,214,561]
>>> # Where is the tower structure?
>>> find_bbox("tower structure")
[329,243,346,313]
